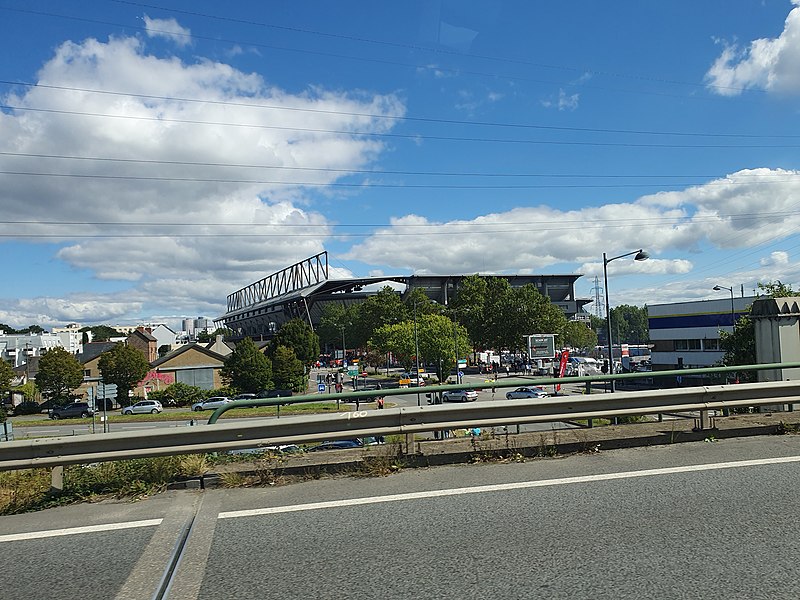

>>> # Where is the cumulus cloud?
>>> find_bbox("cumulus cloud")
[0,32,404,326]
[143,15,192,47]
[706,1,800,95]
[343,168,800,274]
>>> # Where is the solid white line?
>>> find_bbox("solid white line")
[0,518,163,543]
[218,454,800,519]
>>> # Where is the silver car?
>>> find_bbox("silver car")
[505,386,549,399]
[122,400,163,415]
[442,389,478,402]
[192,396,232,411]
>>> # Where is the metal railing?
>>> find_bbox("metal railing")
[206,361,800,423]
[2,368,800,472]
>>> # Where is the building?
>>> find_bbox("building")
[217,251,590,340]
[0,333,65,367]
[127,328,158,363]
[140,344,228,395]
[648,296,756,371]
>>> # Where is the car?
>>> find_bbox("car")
[192,396,232,411]
[505,386,549,400]
[441,389,478,402]
[232,393,258,401]
[122,400,163,415]
[307,439,364,451]
[10,401,41,416]
[49,402,94,420]
[258,389,294,398]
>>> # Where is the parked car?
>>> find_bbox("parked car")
[442,389,478,402]
[122,400,163,415]
[505,386,549,400]
[232,393,258,401]
[307,439,364,451]
[10,401,41,416]
[258,389,294,398]
[49,402,94,420]
[192,396,232,411]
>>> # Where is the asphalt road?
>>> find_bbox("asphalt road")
[5,435,800,599]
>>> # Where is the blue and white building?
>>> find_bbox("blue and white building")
[648,296,756,371]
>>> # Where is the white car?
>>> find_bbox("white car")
[122,400,163,415]
[192,396,232,411]
[505,386,549,400]
[442,389,478,402]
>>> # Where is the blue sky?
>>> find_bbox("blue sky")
[3,0,800,330]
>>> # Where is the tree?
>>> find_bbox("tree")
[417,314,471,382]
[222,337,273,393]
[269,319,320,365]
[35,347,84,405]
[0,360,14,399]
[370,321,416,371]
[352,286,408,346]
[317,303,359,352]
[719,314,756,382]
[98,344,150,405]
[561,321,598,350]
[271,345,305,391]
[80,325,121,343]
[758,281,795,297]
[197,327,234,343]
[610,305,649,344]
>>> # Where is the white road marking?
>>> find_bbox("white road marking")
[219,454,800,519]
[0,519,162,543]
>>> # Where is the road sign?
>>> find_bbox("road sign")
[318,383,326,393]
[457,359,467,367]
[98,383,118,400]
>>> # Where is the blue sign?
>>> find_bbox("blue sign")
[318,383,326,392]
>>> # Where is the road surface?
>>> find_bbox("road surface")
[4,435,800,599]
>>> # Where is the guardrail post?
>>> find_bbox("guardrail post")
[50,466,63,494]
[693,410,714,431]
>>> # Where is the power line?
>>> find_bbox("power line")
[3,169,800,189]
[4,104,799,149]
[0,3,767,105]
[1,211,796,230]
[2,80,790,139]
[104,0,758,97]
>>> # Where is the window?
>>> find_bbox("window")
[675,339,701,351]
[703,339,719,351]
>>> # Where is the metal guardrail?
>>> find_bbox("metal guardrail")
[2,377,800,471]
[206,361,800,423]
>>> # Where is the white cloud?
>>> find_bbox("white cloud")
[143,15,192,47]
[343,168,800,274]
[706,2,800,95]
[761,250,790,266]
[541,88,580,111]
[0,34,404,326]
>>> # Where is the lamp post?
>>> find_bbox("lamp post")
[713,285,735,328]
[413,300,421,406]
[604,249,649,393]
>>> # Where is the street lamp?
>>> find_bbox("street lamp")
[604,249,649,393]
[713,285,735,328]
[413,299,421,406]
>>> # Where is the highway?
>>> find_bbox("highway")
[3,435,800,599]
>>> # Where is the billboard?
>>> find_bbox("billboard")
[527,334,555,359]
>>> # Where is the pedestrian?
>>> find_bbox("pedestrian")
[505,365,510,377]
[355,397,360,410]
[377,396,385,409]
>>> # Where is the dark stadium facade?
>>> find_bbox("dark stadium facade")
[216,252,590,339]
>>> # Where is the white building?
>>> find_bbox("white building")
[648,296,756,370]
[0,333,66,367]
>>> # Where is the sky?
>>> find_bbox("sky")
[3,0,800,331]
